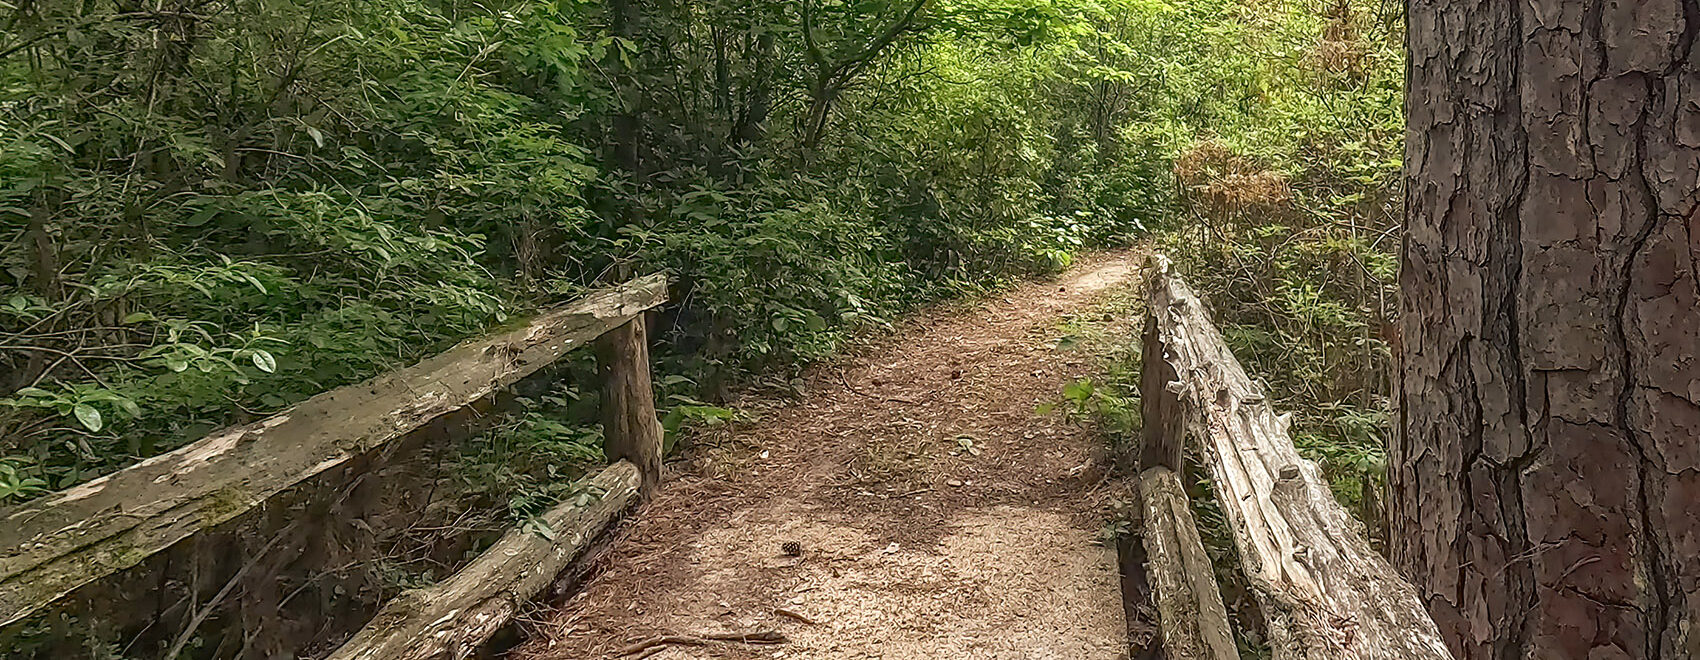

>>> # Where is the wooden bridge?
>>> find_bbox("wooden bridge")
[0,256,1451,659]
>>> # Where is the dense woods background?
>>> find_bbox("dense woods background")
[0,2,1407,654]
[10,0,1699,658]
[0,0,1401,510]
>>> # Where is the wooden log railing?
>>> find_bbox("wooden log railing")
[1137,256,1452,660]
[1138,465,1238,660]
[0,274,669,635]
[329,461,642,660]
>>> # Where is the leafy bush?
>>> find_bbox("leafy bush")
[1,0,1158,503]
[1134,0,1404,513]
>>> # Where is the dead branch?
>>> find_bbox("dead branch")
[618,630,789,657]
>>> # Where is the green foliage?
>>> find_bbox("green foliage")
[1039,377,1140,440]
[0,456,47,502]
[1138,0,1404,512]
[1,0,1394,523]
[456,404,605,522]
[0,0,1161,502]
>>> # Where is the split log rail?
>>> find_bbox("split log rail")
[1,258,1459,659]
[0,273,670,658]
[1136,256,1453,660]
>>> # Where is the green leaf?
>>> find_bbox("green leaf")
[180,206,218,227]
[251,350,277,374]
[239,273,268,295]
[121,312,156,324]
[524,519,556,541]
[72,404,103,433]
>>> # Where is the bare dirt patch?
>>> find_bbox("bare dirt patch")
[514,251,1145,660]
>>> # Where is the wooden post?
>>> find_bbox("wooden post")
[1145,255,1452,659]
[1138,272,1235,660]
[1139,313,1183,471]
[597,315,664,495]
[1140,466,1239,660]
[0,274,668,628]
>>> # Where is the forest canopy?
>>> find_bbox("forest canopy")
[0,0,1401,513]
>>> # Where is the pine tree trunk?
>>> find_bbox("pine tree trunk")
[1397,2,1700,658]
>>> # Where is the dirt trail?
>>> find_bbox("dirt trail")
[518,252,1144,660]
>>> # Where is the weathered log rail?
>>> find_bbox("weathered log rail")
[0,274,670,654]
[330,461,643,660]
[1138,465,1238,660]
[1137,255,1451,660]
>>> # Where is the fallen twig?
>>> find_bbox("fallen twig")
[165,521,298,660]
[618,631,788,657]
[774,607,821,625]
[837,368,919,404]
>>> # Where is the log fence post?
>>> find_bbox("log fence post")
[1136,275,1237,660]
[596,315,664,495]
[1139,313,1184,471]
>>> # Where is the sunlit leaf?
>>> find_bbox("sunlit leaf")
[73,405,103,433]
[251,350,277,373]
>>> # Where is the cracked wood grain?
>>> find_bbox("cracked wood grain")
[1146,256,1451,660]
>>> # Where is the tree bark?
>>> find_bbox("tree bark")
[1398,2,1700,658]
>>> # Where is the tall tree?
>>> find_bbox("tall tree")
[1396,2,1700,659]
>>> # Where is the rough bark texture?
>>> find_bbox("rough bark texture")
[327,461,641,660]
[0,275,667,627]
[596,317,665,495]
[1139,466,1238,660]
[1148,256,1451,660]
[1400,2,1700,658]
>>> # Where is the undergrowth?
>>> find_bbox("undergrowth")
[1048,1,1403,655]
[1156,0,1403,529]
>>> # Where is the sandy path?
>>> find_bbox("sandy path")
[516,252,1143,660]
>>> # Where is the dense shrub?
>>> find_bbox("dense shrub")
[1136,0,1405,512]
[0,0,1157,500]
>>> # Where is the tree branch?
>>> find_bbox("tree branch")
[834,0,930,81]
